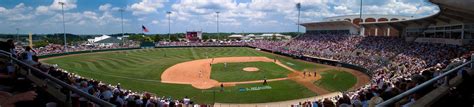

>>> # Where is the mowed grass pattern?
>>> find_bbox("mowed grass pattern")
[211,62,292,82]
[314,70,357,92]
[42,47,327,103]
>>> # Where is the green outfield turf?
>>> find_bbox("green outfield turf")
[40,47,354,104]
[210,62,292,82]
[314,70,357,92]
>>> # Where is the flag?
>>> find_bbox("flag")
[142,25,149,32]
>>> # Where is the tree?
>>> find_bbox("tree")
[43,34,85,44]
[128,35,144,41]
[32,40,49,48]
[170,35,179,41]
[202,34,209,40]
[143,36,154,42]
[153,35,162,42]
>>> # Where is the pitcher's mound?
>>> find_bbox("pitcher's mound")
[243,67,259,72]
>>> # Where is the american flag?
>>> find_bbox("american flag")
[142,25,149,32]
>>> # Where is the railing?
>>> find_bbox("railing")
[0,50,115,107]
[376,54,473,107]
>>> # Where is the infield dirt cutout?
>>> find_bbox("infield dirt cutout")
[161,56,310,89]
[160,56,369,95]
[243,67,260,72]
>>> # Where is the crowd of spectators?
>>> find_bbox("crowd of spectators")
[35,64,201,107]
[157,41,247,47]
[1,33,473,107]
[18,42,140,56]
[248,34,472,107]
[0,39,39,107]
[2,41,206,107]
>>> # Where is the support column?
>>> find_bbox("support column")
[387,28,391,36]
[360,27,365,36]
[375,28,378,36]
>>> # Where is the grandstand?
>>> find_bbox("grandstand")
[0,0,473,107]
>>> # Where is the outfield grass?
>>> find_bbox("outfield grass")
[41,47,328,103]
[209,80,316,103]
[211,62,292,82]
[314,70,357,92]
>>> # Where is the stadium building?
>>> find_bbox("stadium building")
[301,14,411,36]
[302,0,474,46]
[361,0,474,46]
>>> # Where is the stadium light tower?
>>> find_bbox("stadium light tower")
[296,3,301,34]
[359,0,363,35]
[59,2,67,52]
[216,11,220,41]
[119,9,125,38]
[167,11,172,41]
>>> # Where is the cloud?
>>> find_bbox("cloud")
[0,0,441,34]
[242,0,438,23]
[35,6,51,15]
[167,0,439,32]
[35,0,77,15]
[0,3,35,21]
[44,3,123,27]
[170,0,275,28]
[99,4,112,11]
[129,0,166,15]
[152,20,160,24]
[46,11,121,26]
[49,0,77,11]
[0,7,6,12]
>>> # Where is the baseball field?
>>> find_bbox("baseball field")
[40,47,368,104]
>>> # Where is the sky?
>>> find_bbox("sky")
[0,0,439,34]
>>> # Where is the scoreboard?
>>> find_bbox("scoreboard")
[186,31,202,41]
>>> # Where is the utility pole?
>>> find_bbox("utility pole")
[119,9,125,38]
[59,2,67,52]
[216,11,220,41]
[167,11,172,41]
[119,9,125,46]
[296,3,301,34]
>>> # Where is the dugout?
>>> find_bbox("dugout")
[140,42,155,48]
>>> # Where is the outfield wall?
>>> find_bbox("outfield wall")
[250,47,372,76]
[38,47,141,58]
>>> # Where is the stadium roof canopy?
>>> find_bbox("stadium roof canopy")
[360,0,474,31]
[228,35,244,38]
[300,21,361,34]
[95,37,122,43]
[300,21,360,28]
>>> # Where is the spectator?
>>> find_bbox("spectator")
[20,46,37,66]
[0,91,37,107]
